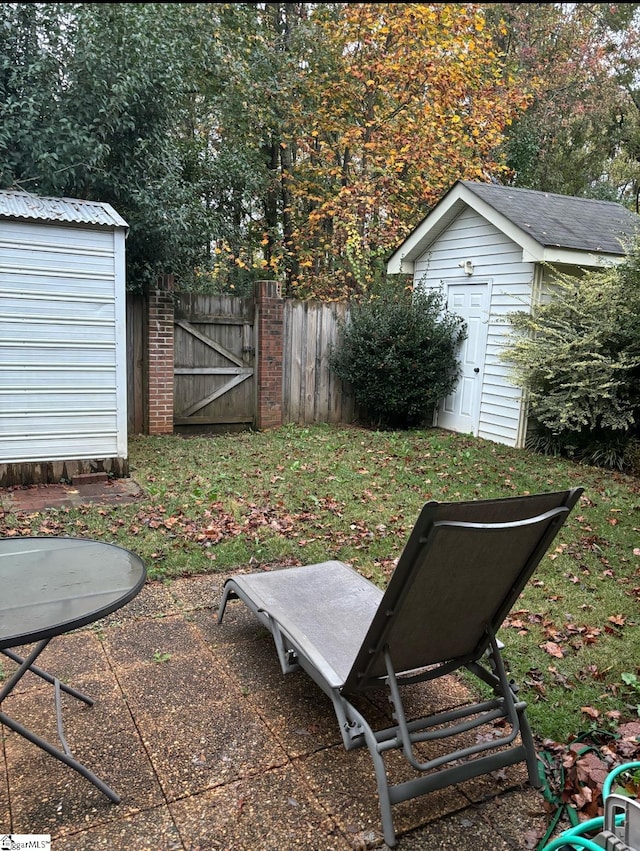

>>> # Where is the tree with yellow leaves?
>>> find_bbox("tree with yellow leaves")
[281,3,531,298]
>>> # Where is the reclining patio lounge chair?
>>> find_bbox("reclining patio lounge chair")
[217,488,583,846]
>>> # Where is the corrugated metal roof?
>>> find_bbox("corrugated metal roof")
[0,189,128,229]
[461,181,639,256]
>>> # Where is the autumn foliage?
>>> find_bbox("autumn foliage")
[280,3,531,298]
[5,3,640,297]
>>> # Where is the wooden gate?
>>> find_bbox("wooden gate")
[173,293,255,431]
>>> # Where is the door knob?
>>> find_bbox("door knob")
[473,367,480,373]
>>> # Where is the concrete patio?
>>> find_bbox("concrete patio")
[0,571,553,850]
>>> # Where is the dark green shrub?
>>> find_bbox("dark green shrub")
[624,437,640,476]
[525,425,634,471]
[329,289,467,429]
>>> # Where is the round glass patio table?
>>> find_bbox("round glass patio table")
[0,536,146,802]
[0,536,146,649]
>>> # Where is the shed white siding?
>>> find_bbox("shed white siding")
[0,220,127,464]
[413,206,534,448]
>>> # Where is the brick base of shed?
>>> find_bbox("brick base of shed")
[0,456,130,489]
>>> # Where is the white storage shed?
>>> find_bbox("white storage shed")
[387,181,640,448]
[0,190,129,486]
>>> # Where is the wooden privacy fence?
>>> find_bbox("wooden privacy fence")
[283,299,355,425]
[126,293,147,435]
[126,283,356,434]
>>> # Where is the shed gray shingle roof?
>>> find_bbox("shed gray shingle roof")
[0,189,128,229]
[461,181,639,256]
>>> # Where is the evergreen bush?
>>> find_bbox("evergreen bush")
[502,241,640,470]
[329,288,466,429]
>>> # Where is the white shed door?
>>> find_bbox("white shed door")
[437,283,489,436]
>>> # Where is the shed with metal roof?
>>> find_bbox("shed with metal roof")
[0,190,129,486]
[386,180,640,448]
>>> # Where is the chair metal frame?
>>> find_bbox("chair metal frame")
[218,488,583,846]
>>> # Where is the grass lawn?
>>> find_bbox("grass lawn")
[2,422,639,745]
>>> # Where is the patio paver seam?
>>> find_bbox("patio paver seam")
[181,623,358,845]
[88,625,186,847]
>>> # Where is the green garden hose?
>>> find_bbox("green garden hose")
[540,838,610,851]
[602,761,640,800]
[539,760,640,851]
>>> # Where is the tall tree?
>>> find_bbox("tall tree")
[0,2,212,290]
[183,3,315,293]
[189,3,530,299]
[12,3,607,298]
[285,2,530,298]
[0,3,76,191]
[487,3,640,203]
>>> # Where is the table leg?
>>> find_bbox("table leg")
[1,640,52,702]
[0,640,120,803]
[1,647,93,706]
[0,709,120,802]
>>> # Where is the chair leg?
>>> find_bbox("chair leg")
[518,707,542,788]
[329,634,539,847]
[340,698,399,848]
[217,582,237,623]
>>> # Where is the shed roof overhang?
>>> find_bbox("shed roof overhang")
[386,182,624,275]
[0,190,129,234]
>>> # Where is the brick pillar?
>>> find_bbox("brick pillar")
[255,280,284,430]
[147,275,174,435]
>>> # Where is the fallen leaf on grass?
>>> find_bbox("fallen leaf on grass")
[548,666,572,689]
[540,730,639,824]
[580,705,600,720]
[540,641,564,658]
